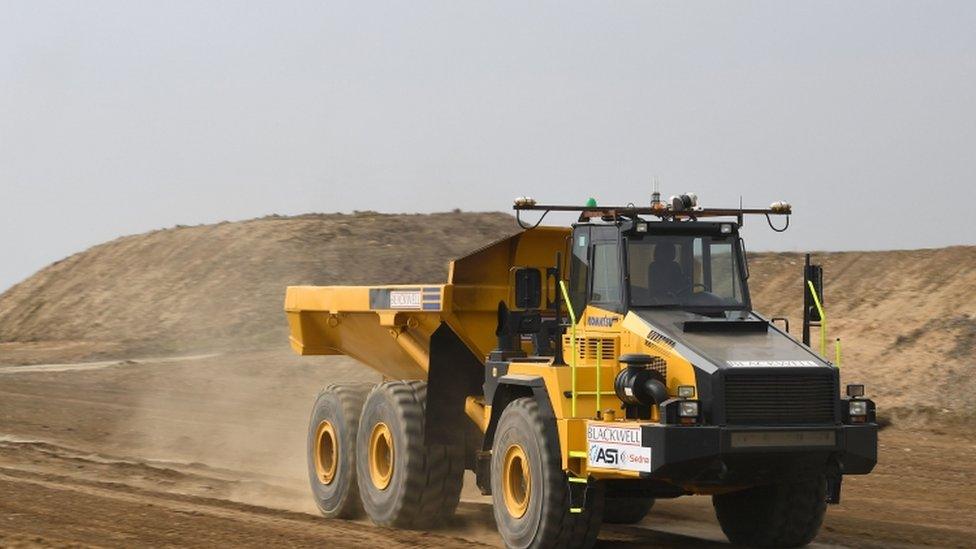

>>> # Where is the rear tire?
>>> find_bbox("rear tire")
[713,476,826,548]
[602,496,654,524]
[355,380,464,528]
[306,383,372,519]
[490,396,603,549]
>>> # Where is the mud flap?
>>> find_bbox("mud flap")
[568,476,590,513]
[475,450,492,495]
[426,323,484,447]
[826,461,843,504]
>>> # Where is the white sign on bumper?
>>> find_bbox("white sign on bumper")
[586,423,652,473]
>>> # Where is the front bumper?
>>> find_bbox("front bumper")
[640,423,877,483]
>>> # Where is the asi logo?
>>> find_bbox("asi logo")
[589,445,629,466]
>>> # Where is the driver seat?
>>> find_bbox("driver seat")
[648,243,689,298]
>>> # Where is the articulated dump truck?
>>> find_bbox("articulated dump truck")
[285,197,878,549]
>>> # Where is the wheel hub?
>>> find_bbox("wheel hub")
[313,420,338,485]
[502,443,531,518]
[368,422,394,490]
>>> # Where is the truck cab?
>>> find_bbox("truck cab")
[569,218,750,316]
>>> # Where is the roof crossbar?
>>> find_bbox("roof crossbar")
[512,202,792,231]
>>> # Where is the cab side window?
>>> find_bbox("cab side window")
[709,241,740,301]
[569,228,590,318]
[591,242,622,304]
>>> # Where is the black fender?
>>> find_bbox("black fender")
[482,374,560,456]
[475,374,562,495]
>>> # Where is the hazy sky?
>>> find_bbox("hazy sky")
[2,1,975,292]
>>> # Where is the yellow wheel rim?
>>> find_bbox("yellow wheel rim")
[313,420,338,485]
[502,443,531,518]
[368,422,394,490]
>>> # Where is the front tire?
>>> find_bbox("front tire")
[712,476,827,547]
[490,397,603,549]
[306,383,372,518]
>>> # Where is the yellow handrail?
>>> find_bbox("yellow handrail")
[596,339,602,418]
[557,280,578,418]
[807,280,827,357]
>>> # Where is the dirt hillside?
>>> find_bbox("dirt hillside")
[0,213,973,425]
[0,212,516,358]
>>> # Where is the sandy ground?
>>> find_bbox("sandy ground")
[0,346,973,548]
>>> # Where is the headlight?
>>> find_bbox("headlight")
[678,401,699,417]
[677,385,696,398]
[849,401,867,416]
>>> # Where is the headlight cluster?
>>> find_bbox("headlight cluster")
[676,385,699,424]
[846,384,871,424]
[659,389,701,425]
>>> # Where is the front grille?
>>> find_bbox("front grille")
[723,369,837,425]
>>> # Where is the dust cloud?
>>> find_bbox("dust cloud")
[111,349,379,513]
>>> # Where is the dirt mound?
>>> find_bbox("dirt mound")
[0,212,516,358]
[1,215,973,425]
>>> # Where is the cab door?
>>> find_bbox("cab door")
[587,226,625,314]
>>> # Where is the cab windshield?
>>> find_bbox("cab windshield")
[627,234,747,309]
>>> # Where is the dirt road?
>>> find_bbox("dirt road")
[0,348,973,547]
[0,463,480,549]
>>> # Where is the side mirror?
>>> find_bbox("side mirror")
[739,237,750,280]
[514,268,542,309]
[805,263,824,322]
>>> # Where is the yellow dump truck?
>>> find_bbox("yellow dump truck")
[285,196,878,548]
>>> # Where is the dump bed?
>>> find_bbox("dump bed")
[285,226,569,380]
